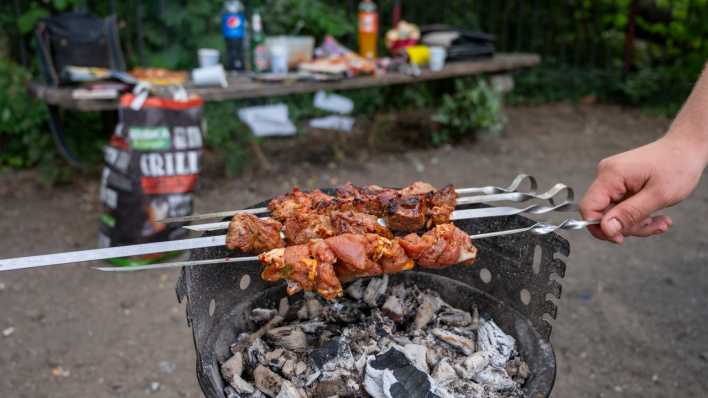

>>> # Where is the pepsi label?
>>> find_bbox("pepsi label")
[222,12,245,39]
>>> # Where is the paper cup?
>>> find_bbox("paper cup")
[429,47,447,71]
[198,48,220,67]
[192,64,228,87]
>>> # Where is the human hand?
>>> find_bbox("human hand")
[580,136,705,243]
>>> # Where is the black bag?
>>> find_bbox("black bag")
[99,93,204,266]
[35,12,125,86]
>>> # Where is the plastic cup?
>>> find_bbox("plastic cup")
[429,47,447,71]
[192,64,228,87]
[198,48,220,67]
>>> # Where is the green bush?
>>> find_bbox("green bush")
[431,78,505,146]
[0,60,48,166]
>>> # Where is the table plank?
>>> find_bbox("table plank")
[28,53,540,111]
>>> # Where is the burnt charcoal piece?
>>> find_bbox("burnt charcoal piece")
[265,326,307,352]
[477,319,516,368]
[310,337,355,371]
[365,348,439,398]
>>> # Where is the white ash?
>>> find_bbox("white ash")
[222,277,528,398]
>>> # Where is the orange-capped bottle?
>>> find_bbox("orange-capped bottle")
[358,0,378,59]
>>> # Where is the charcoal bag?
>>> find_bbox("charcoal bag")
[98,94,204,265]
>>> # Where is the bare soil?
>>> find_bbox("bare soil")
[0,103,706,398]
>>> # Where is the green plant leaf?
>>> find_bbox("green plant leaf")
[18,7,49,34]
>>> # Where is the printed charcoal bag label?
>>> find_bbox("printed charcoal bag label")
[98,94,204,264]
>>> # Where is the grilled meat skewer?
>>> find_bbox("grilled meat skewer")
[258,223,477,299]
[269,182,457,232]
[225,210,393,253]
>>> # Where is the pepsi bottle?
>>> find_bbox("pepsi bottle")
[222,0,246,71]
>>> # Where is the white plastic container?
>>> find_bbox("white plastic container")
[429,46,447,71]
[198,48,220,67]
[192,64,228,87]
[266,36,314,69]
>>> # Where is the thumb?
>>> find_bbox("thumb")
[601,187,665,241]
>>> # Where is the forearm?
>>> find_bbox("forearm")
[663,63,708,167]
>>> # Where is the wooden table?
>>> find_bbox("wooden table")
[29,53,540,112]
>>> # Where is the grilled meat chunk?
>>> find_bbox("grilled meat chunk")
[226,214,285,253]
[384,195,428,232]
[426,184,457,226]
[283,213,336,245]
[400,223,477,268]
[269,188,333,220]
[258,242,343,299]
[330,210,392,238]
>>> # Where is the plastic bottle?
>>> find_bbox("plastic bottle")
[222,0,246,71]
[251,8,268,73]
[358,0,378,59]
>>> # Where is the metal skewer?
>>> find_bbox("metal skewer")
[93,219,599,272]
[157,174,539,224]
[184,200,579,233]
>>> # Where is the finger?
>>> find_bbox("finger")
[601,188,666,242]
[624,215,672,237]
[580,177,624,242]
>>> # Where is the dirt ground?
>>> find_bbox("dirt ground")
[0,103,706,398]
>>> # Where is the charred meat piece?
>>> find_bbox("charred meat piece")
[400,223,477,268]
[330,210,393,238]
[268,188,333,220]
[399,181,437,195]
[383,195,428,232]
[426,184,457,226]
[283,213,336,245]
[326,233,412,282]
[226,214,285,253]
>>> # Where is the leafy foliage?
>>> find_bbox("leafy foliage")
[432,78,505,145]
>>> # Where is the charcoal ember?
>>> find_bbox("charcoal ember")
[296,305,309,320]
[265,348,285,369]
[254,364,285,397]
[275,380,306,398]
[477,320,516,368]
[278,297,290,317]
[389,283,408,300]
[443,379,485,398]
[297,321,326,334]
[382,295,405,323]
[345,279,365,300]
[252,308,279,324]
[225,386,266,398]
[455,351,491,380]
[313,369,361,397]
[402,343,429,373]
[474,367,516,391]
[505,357,530,382]
[222,352,256,394]
[295,361,307,376]
[414,294,442,330]
[244,338,268,368]
[431,358,456,385]
[365,348,439,398]
[471,306,480,331]
[281,358,298,380]
[310,337,355,371]
[437,308,472,327]
[222,352,244,380]
[431,328,475,355]
[322,301,365,323]
[364,275,389,307]
[266,326,307,352]
[305,297,323,319]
